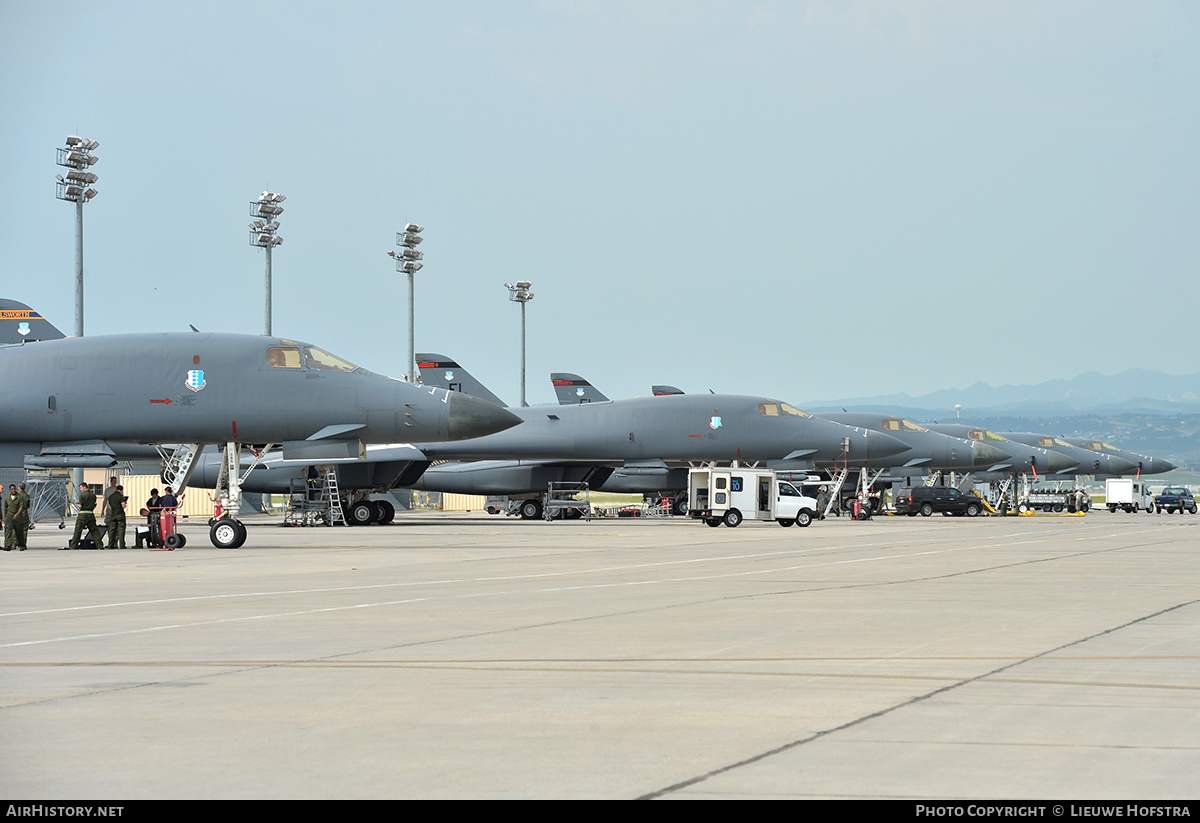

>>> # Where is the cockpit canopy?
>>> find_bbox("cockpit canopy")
[265,341,359,372]
[881,417,928,433]
[757,401,811,418]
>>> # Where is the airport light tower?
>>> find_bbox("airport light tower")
[503,281,534,407]
[388,223,424,382]
[55,136,99,338]
[249,192,285,335]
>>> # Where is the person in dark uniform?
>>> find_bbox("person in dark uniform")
[106,484,127,549]
[137,488,162,548]
[3,484,17,551]
[69,482,104,550]
[13,482,30,551]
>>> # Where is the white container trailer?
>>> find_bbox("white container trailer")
[1105,477,1154,513]
[688,466,818,527]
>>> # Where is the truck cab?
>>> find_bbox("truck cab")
[688,466,818,528]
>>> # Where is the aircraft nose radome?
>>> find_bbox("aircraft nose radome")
[446,393,523,441]
[862,429,910,460]
[974,443,1011,467]
[1148,457,1177,474]
[1044,450,1079,474]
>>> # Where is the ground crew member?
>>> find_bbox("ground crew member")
[69,482,104,550]
[12,482,30,551]
[106,484,127,549]
[3,484,17,551]
[99,476,119,519]
[137,488,161,548]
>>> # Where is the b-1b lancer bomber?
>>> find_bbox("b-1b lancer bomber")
[0,305,522,546]
[403,354,910,516]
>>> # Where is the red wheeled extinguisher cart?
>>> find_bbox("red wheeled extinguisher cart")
[149,503,186,550]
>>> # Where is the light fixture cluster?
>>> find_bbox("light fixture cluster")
[249,191,286,247]
[55,136,99,203]
[504,280,534,303]
[388,223,424,273]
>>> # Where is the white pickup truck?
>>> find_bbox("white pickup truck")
[688,466,819,528]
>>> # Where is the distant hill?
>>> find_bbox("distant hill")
[805,368,1200,417]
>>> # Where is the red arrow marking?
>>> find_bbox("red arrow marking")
[150,398,173,404]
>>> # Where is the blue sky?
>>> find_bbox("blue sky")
[3,1,1197,407]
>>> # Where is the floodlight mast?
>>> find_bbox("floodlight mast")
[388,223,424,382]
[503,281,535,407]
[56,136,100,338]
[249,192,285,335]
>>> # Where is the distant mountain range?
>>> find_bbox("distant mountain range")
[805,369,1200,417]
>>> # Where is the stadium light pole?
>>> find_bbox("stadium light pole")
[55,136,99,338]
[249,192,285,335]
[388,223,424,382]
[56,136,99,500]
[503,281,534,407]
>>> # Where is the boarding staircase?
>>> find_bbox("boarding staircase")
[159,444,203,495]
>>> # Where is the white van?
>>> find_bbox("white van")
[1105,477,1154,513]
[688,466,818,528]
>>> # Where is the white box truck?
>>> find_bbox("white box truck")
[688,466,818,527]
[1105,477,1154,513]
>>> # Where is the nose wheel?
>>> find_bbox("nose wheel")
[210,518,247,549]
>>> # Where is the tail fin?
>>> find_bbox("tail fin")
[0,300,66,344]
[415,353,509,408]
[652,385,685,396]
[550,373,610,404]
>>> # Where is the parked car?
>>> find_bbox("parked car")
[894,486,984,517]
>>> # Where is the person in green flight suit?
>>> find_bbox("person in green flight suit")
[106,484,127,549]
[69,482,104,550]
[3,484,17,551]
[12,482,30,551]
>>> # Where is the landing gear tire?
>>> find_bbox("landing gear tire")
[723,509,742,528]
[672,497,689,516]
[376,500,395,524]
[520,500,543,520]
[348,501,377,526]
[210,519,246,549]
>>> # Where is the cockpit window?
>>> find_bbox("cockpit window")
[1039,437,1054,447]
[901,419,927,432]
[967,429,1008,442]
[779,403,811,419]
[304,346,359,372]
[265,346,301,368]
[758,403,779,416]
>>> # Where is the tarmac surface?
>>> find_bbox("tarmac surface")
[2,509,1198,799]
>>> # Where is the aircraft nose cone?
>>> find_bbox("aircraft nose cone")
[1146,457,1177,474]
[974,443,1011,467]
[861,429,910,460]
[446,393,523,441]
